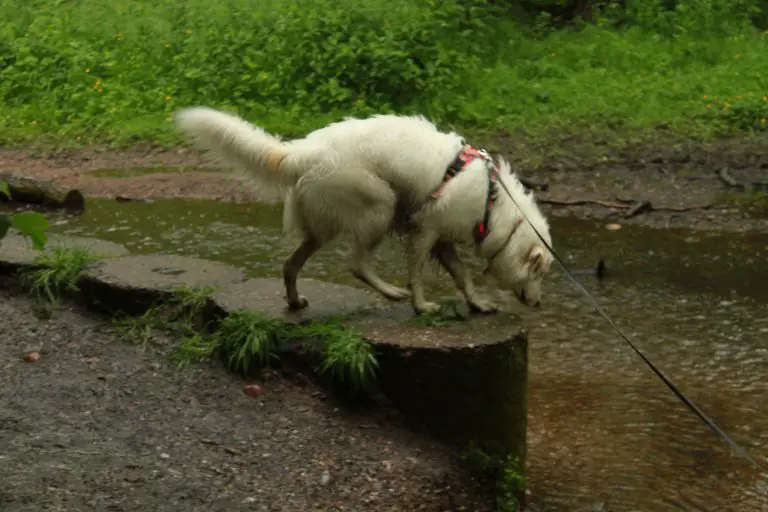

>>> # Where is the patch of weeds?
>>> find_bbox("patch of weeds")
[21,246,100,308]
[214,311,287,374]
[704,88,768,133]
[407,299,470,327]
[115,285,214,351]
[313,324,378,392]
[113,286,379,395]
[461,445,525,512]
[167,331,219,367]
[114,308,158,348]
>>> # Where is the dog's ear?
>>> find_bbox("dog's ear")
[527,244,545,274]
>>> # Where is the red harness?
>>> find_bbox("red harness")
[429,144,499,242]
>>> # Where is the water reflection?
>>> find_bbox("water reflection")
[51,198,768,511]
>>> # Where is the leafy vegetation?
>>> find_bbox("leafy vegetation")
[0,183,50,248]
[0,0,766,148]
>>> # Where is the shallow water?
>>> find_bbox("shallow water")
[52,198,768,511]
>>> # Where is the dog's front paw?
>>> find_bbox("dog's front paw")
[414,301,441,315]
[468,298,498,315]
[286,295,309,310]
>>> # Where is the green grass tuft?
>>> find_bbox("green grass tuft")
[315,326,378,392]
[214,311,286,374]
[21,246,100,306]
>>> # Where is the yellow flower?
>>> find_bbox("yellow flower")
[85,68,91,73]
[703,94,708,99]
[164,43,170,48]
[165,95,172,101]
[186,29,192,36]
[550,52,556,57]
[761,118,767,127]
[763,96,768,102]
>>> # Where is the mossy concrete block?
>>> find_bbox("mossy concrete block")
[210,277,382,323]
[0,232,129,274]
[351,306,528,465]
[79,254,245,315]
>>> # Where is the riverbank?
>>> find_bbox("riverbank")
[3,130,766,233]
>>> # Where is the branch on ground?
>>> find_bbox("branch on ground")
[716,168,768,192]
[538,198,729,218]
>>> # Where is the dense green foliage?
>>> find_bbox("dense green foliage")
[0,0,766,146]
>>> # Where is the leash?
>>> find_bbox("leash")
[494,174,767,474]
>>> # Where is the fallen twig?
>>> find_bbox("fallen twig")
[716,167,768,192]
[625,200,652,219]
[539,198,628,209]
[540,197,729,216]
[716,167,742,189]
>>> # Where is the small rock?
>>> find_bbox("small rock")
[23,352,42,363]
[83,357,100,364]
[159,453,170,460]
[243,384,263,398]
[605,223,622,231]
[320,469,333,486]
[224,446,242,456]
[124,472,142,483]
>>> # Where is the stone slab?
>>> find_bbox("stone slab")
[0,232,129,273]
[211,277,382,323]
[79,254,246,315]
[354,305,528,469]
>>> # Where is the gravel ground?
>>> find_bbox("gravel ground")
[0,283,492,512]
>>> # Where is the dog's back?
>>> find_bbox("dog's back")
[291,115,466,203]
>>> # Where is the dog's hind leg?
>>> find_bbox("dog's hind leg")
[431,242,497,314]
[283,237,322,310]
[350,239,411,301]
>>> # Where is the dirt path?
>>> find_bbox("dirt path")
[0,283,490,511]
[2,136,768,232]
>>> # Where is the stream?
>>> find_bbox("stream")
[50,197,768,511]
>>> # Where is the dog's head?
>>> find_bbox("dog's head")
[484,163,554,308]
[486,235,553,308]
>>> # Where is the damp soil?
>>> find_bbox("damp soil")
[1,133,767,232]
[0,281,492,512]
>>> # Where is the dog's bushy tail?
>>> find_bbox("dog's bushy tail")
[174,107,307,198]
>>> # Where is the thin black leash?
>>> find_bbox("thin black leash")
[495,176,767,474]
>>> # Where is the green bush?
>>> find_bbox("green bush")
[0,0,492,143]
[0,0,767,146]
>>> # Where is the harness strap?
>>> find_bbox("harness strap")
[430,144,500,243]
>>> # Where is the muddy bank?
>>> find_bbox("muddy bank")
[2,133,767,232]
[0,282,492,511]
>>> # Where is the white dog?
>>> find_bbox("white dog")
[174,108,553,314]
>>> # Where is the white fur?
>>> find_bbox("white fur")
[174,107,554,314]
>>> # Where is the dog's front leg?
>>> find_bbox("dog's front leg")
[431,242,497,314]
[406,231,441,315]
